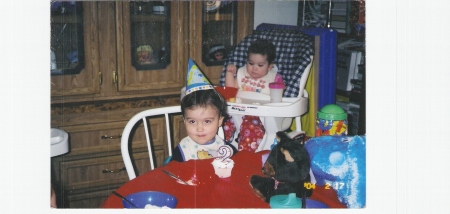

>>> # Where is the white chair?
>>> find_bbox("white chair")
[121,105,225,180]
[121,106,180,180]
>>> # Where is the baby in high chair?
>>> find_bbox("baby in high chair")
[224,39,284,152]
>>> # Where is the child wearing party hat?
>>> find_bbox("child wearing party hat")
[171,59,238,162]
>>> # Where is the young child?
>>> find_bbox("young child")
[225,39,284,92]
[208,44,225,61]
[224,39,284,152]
[171,59,237,162]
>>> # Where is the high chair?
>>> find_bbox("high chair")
[226,56,312,151]
[219,29,315,151]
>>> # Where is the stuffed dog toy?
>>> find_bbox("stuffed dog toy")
[250,131,312,204]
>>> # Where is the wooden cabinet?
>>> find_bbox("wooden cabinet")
[50,1,253,208]
[51,97,182,208]
[50,2,100,97]
[51,1,189,103]
[189,1,254,85]
[116,1,188,94]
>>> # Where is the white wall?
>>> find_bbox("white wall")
[254,1,299,29]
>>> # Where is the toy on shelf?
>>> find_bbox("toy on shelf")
[315,104,347,136]
[136,45,154,64]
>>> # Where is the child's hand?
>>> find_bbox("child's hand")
[225,64,238,88]
[226,64,237,75]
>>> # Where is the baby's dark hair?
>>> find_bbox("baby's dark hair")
[181,89,227,119]
[247,39,276,64]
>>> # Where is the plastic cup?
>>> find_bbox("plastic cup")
[268,82,285,103]
[270,193,302,208]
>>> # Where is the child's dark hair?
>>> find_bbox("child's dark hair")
[181,89,227,119]
[247,39,276,64]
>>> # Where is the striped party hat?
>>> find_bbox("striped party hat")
[185,58,213,95]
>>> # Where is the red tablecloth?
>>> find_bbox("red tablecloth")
[101,151,346,208]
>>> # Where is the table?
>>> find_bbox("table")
[101,151,346,208]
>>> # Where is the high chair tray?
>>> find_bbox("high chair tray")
[226,91,308,117]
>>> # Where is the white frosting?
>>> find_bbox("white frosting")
[212,158,234,169]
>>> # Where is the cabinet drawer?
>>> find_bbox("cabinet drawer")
[60,151,164,191]
[61,117,167,158]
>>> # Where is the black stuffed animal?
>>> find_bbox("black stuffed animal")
[250,131,312,204]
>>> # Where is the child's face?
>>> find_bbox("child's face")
[246,53,274,79]
[184,105,224,145]
[214,51,224,60]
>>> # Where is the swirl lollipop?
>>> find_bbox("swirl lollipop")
[217,145,233,161]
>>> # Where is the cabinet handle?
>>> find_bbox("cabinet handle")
[99,72,103,85]
[113,71,118,84]
[101,134,122,139]
[102,167,126,174]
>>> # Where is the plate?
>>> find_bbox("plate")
[152,6,165,15]
[206,1,221,12]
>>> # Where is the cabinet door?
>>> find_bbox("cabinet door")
[189,1,254,85]
[115,1,189,94]
[60,152,153,208]
[51,2,100,97]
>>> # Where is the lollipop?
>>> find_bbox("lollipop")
[217,145,233,161]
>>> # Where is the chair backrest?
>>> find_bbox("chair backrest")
[121,106,181,180]
[121,105,225,180]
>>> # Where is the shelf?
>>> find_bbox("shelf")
[131,14,166,22]
[51,15,80,24]
[204,13,233,21]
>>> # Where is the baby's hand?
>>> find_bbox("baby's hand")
[226,64,237,75]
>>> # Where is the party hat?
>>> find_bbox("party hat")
[185,58,214,95]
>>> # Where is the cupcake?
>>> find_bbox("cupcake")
[212,145,234,178]
[211,158,234,178]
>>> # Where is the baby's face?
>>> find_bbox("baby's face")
[246,53,274,79]
[214,51,224,60]
[184,105,224,145]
